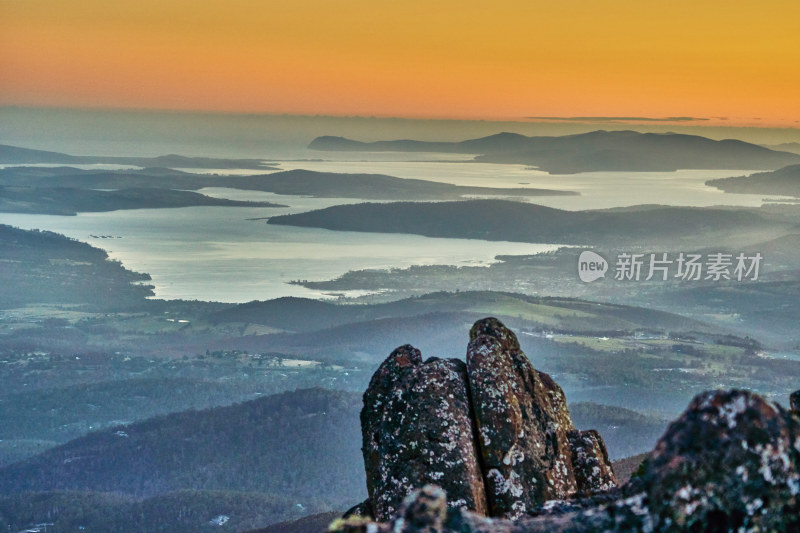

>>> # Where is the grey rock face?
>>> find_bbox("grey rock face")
[329,486,452,533]
[353,318,620,526]
[637,389,800,531]
[466,318,580,518]
[361,345,488,521]
[334,389,800,533]
[396,485,449,532]
[341,499,372,520]
[568,429,618,496]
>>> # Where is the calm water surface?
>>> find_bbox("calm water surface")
[0,192,560,302]
[0,153,789,302]
[274,161,786,210]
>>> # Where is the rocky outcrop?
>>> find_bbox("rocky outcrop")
[567,429,617,497]
[357,318,616,523]
[632,389,800,531]
[329,485,450,533]
[466,318,582,517]
[792,389,800,413]
[334,387,800,532]
[361,345,488,521]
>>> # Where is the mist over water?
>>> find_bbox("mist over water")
[1,108,797,302]
[3,107,800,159]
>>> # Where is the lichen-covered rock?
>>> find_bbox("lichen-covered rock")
[568,429,617,496]
[331,487,633,532]
[330,486,450,533]
[791,389,800,413]
[327,514,387,533]
[396,485,448,532]
[341,499,373,520]
[466,318,578,518]
[361,345,488,521]
[635,389,800,531]
[352,319,624,526]
[338,388,800,532]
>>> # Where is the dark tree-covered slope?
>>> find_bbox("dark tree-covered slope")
[0,388,365,509]
[0,224,153,308]
[268,199,784,246]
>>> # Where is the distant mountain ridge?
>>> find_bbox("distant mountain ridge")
[0,143,277,170]
[310,130,800,173]
[762,142,800,155]
[211,291,707,334]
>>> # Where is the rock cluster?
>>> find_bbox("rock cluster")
[466,318,611,518]
[353,318,616,523]
[330,318,800,532]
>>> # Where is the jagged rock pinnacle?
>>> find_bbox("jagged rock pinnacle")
[467,322,582,518]
[358,318,616,522]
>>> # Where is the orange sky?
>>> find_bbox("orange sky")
[1,0,798,125]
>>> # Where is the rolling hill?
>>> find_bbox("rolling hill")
[0,166,573,201]
[0,388,365,506]
[210,291,709,334]
[706,164,800,197]
[0,185,282,215]
[0,386,665,532]
[570,402,668,460]
[267,199,786,246]
[0,224,153,308]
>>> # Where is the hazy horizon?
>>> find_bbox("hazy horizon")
[2,107,800,160]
